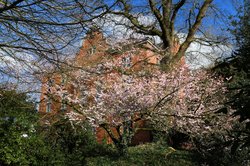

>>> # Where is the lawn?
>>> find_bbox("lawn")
[86,143,201,166]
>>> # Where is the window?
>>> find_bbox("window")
[87,45,96,55]
[122,56,131,68]
[96,64,104,73]
[46,79,53,112]
[94,81,103,102]
[61,102,67,111]
[61,93,67,111]
[61,74,67,86]
[48,79,54,86]
[89,33,95,39]
[95,85,102,102]
[47,79,54,93]
[46,98,52,113]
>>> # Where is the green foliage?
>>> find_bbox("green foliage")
[0,85,139,165]
[214,10,250,145]
[39,115,104,165]
[85,143,200,166]
[0,87,50,165]
[193,126,250,166]
[210,8,250,165]
[0,87,71,166]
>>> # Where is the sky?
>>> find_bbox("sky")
[214,0,239,15]
[105,0,241,15]
[98,0,239,69]
[1,0,244,82]
[103,0,243,37]
[0,0,245,104]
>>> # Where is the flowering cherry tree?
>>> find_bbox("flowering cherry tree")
[45,60,236,152]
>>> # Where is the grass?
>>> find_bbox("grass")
[85,143,201,166]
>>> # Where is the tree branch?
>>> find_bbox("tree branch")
[0,0,25,14]
[170,0,186,35]
[175,0,213,62]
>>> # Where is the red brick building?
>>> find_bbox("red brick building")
[39,29,181,144]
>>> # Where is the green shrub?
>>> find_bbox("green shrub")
[0,87,58,165]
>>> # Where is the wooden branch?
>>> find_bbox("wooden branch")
[152,88,179,112]
[100,123,120,144]
[111,11,162,37]
[170,0,186,34]
[162,0,171,25]
[175,0,213,62]
[0,0,25,14]
[148,0,162,22]
[158,0,172,48]
[0,10,105,26]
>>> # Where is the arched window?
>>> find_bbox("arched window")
[87,45,96,55]
[46,98,52,113]
[122,56,131,68]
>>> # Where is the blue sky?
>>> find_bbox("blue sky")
[215,0,246,17]
[103,0,244,40]
[106,0,242,15]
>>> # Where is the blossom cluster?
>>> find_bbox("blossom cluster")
[47,60,236,138]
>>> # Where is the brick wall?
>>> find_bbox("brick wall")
[39,29,184,145]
